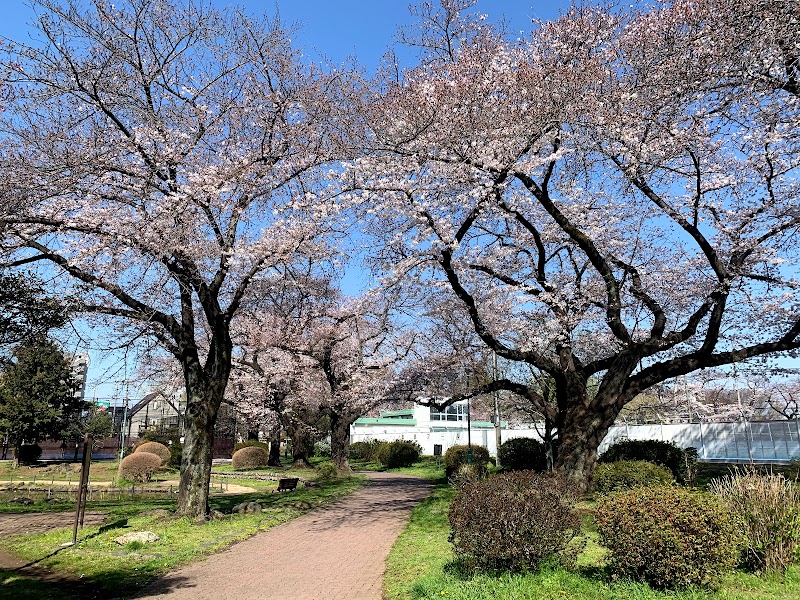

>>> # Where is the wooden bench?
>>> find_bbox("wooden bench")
[276,477,299,492]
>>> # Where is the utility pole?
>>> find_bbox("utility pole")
[493,352,502,467]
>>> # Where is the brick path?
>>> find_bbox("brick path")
[0,511,106,538]
[134,472,433,600]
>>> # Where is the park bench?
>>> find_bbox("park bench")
[276,477,299,492]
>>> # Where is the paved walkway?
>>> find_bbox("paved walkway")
[0,510,106,538]
[134,472,433,600]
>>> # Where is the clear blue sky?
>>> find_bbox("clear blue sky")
[0,1,571,401]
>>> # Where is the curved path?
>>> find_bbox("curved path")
[134,472,433,600]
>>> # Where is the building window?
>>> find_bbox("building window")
[430,403,468,422]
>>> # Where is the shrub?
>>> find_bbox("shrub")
[314,441,331,457]
[449,471,580,572]
[595,486,741,589]
[316,462,338,480]
[710,467,800,573]
[377,440,421,468]
[682,446,699,485]
[599,439,691,483]
[349,439,386,462]
[444,444,490,478]
[120,452,162,482]
[16,444,42,464]
[134,441,171,466]
[448,462,488,487]
[593,460,673,494]
[498,438,547,471]
[140,429,182,468]
[231,445,269,470]
[233,440,270,454]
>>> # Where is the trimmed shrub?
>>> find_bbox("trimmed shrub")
[120,452,162,482]
[134,441,170,466]
[593,460,673,494]
[233,440,270,454]
[17,444,42,464]
[140,429,182,468]
[349,439,386,462]
[599,439,691,483]
[449,471,580,572]
[377,440,421,468]
[314,441,331,457]
[498,438,547,471]
[316,462,338,480]
[448,462,488,487]
[232,445,269,470]
[595,486,741,589]
[710,467,800,573]
[444,444,490,478]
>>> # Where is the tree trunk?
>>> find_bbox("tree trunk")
[329,412,353,474]
[177,368,224,520]
[267,427,281,467]
[554,400,618,491]
[288,423,314,468]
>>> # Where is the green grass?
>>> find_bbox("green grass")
[2,476,365,597]
[384,483,800,600]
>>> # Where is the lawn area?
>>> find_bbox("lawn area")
[384,483,800,600]
[1,475,366,598]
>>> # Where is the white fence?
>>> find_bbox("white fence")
[352,419,800,462]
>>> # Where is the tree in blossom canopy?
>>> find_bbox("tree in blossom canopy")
[0,0,354,517]
[353,0,800,486]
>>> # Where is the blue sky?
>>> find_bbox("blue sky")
[0,1,572,401]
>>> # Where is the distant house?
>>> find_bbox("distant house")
[126,390,186,438]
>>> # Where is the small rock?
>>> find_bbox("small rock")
[209,509,227,520]
[302,480,317,488]
[231,501,262,515]
[115,531,160,545]
[9,497,34,505]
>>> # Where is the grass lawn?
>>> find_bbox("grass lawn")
[1,475,366,598]
[384,483,800,600]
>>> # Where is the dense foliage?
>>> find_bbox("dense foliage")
[120,452,162,482]
[134,441,171,466]
[599,440,692,483]
[377,440,421,468]
[498,438,547,472]
[232,440,270,454]
[349,439,386,462]
[710,468,800,573]
[232,446,270,470]
[444,444,490,478]
[595,486,741,589]
[593,460,674,494]
[449,471,580,572]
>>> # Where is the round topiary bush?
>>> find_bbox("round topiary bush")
[233,440,270,454]
[134,441,171,466]
[16,443,42,464]
[120,451,162,482]
[232,445,269,470]
[449,471,581,572]
[599,439,690,483]
[444,444,490,478]
[595,486,742,589]
[377,440,421,468]
[316,462,338,480]
[498,438,547,471]
[593,460,674,494]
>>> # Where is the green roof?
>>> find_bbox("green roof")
[379,408,415,418]
[354,418,418,426]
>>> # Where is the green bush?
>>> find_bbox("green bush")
[593,460,673,494]
[140,429,182,468]
[231,445,269,470]
[134,441,171,466]
[449,471,580,572]
[448,462,488,487]
[233,439,270,454]
[316,461,338,480]
[349,439,386,462]
[599,439,692,483]
[595,486,741,589]
[710,467,800,573]
[498,438,547,471]
[377,440,421,468]
[16,444,42,464]
[444,444,490,478]
[314,441,331,457]
[120,452,162,482]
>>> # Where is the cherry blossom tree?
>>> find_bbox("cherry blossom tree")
[352,0,800,487]
[0,0,353,517]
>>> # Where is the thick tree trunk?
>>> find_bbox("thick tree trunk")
[288,423,314,468]
[178,392,218,520]
[329,412,353,474]
[267,427,281,467]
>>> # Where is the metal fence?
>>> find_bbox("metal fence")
[600,420,800,463]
